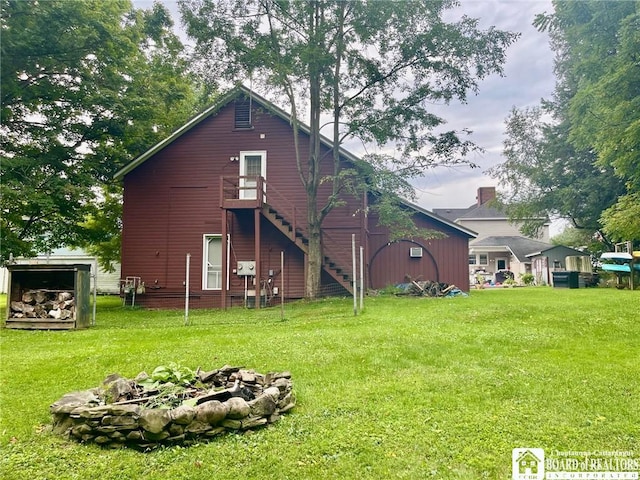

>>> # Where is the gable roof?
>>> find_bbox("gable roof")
[115,88,236,179]
[432,207,470,222]
[525,244,586,258]
[458,202,508,220]
[470,236,552,262]
[115,86,477,239]
[115,85,366,179]
[433,202,507,222]
[405,200,477,238]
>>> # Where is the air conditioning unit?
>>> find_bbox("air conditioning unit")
[409,247,423,258]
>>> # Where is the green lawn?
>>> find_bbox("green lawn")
[1,288,638,479]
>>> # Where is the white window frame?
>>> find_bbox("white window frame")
[239,150,267,200]
[203,234,223,290]
[469,253,489,266]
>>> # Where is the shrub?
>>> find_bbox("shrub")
[520,273,535,286]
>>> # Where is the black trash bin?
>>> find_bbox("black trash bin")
[552,271,579,289]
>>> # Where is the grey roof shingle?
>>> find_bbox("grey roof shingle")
[433,202,506,222]
[431,208,472,222]
[458,203,506,219]
[470,236,552,262]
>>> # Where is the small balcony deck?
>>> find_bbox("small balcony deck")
[220,176,265,209]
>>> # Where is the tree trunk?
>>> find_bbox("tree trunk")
[305,212,322,300]
[304,0,324,300]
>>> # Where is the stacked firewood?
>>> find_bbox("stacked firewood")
[9,290,75,320]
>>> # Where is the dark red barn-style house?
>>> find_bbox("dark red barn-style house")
[115,86,476,309]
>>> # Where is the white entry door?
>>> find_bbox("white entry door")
[239,151,266,200]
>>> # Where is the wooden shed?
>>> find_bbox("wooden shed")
[5,264,91,330]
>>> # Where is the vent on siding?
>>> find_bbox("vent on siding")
[234,97,252,129]
[409,247,423,258]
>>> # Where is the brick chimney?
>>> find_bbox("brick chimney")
[476,187,496,206]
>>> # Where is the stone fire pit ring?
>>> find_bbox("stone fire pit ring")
[50,364,295,450]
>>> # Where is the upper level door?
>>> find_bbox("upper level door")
[239,151,267,200]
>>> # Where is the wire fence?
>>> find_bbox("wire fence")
[316,282,351,298]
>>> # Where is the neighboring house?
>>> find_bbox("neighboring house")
[468,235,553,281]
[114,86,476,309]
[526,244,590,286]
[434,187,552,283]
[0,247,120,294]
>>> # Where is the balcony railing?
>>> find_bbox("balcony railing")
[221,176,304,234]
[220,175,266,209]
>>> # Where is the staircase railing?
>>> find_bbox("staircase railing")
[220,176,354,292]
[262,181,305,240]
[322,229,355,282]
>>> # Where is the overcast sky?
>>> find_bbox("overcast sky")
[138,0,556,211]
[413,0,556,210]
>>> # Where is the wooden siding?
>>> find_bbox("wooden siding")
[121,94,470,308]
[226,211,306,300]
[121,99,340,308]
[367,210,471,291]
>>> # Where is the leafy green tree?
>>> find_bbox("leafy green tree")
[493,105,625,245]
[560,2,640,242]
[551,226,605,258]
[1,0,202,267]
[179,0,518,298]
[600,192,640,245]
[497,1,639,247]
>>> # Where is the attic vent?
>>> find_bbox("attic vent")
[234,97,252,129]
[409,247,423,258]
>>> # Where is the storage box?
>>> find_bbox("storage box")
[5,264,91,329]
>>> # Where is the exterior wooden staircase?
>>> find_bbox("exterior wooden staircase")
[261,204,353,294]
[220,175,353,295]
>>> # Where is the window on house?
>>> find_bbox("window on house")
[234,97,251,129]
[479,254,488,265]
[244,155,262,177]
[203,235,222,290]
[468,254,477,265]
